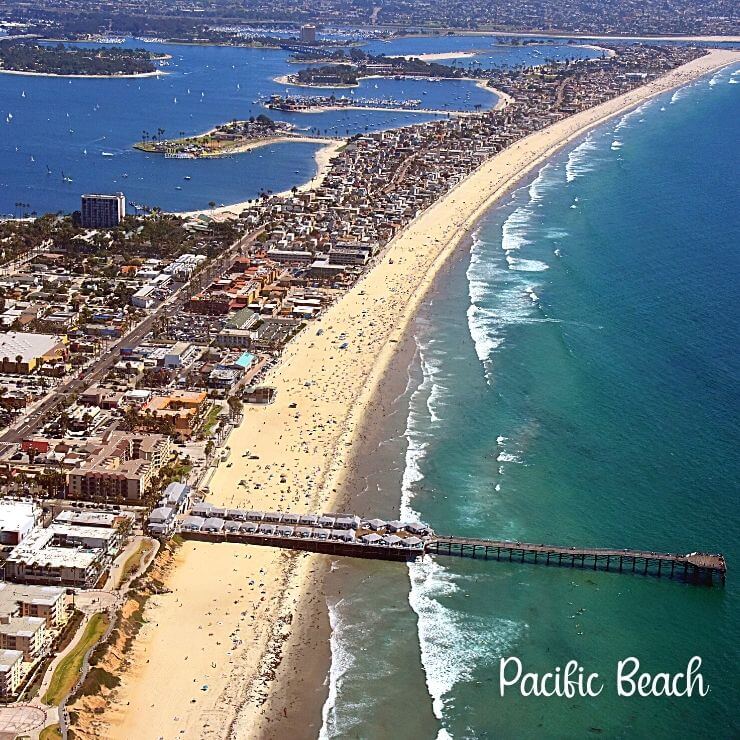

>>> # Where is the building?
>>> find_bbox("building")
[160,481,192,513]
[0,649,23,696]
[3,522,122,588]
[299,24,317,44]
[0,615,47,661]
[66,432,172,501]
[0,332,68,374]
[0,583,67,628]
[0,500,40,546]
[143,391,206,436]
[80,193,126,228]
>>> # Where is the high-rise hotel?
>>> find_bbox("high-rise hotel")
[80,192,126,228]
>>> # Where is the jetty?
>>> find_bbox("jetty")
[160,504,726,586]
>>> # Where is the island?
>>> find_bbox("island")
[0,40,160,77]
[134,115,309,158]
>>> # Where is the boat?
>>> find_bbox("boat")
[101,152,114,157]
[175,186,182,190]
[184,176,191,180]
[62,171,73,183]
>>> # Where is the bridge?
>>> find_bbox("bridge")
[169,505,726,586]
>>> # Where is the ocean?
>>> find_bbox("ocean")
[0,37,598,216]
[321,65,739,738]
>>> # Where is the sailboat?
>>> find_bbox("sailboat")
[46,165,52,176]
[21,91,25,98]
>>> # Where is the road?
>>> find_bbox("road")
[0,227,263,444]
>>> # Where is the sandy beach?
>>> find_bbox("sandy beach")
[98,48,738,740]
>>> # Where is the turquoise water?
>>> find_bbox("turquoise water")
[322,66,739,738]
[0,37,598,215]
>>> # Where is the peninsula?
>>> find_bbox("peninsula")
[133,115,311,158]
[43,44,734,740]
[0,40,161,77]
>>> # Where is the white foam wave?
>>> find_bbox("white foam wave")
[670,87,688,105]
[500,204,533,251]
[708,71,723,87]
[545,227,568,239]
[614,99,654,131]
[565,135,599,183]
[407,555,524,724]
[496,451,523,463]
[506,256,550,272]
[319,598,355,740]
[466,304,505,363]
[419,347,446,424]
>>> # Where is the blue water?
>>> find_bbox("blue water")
[0,37,597,215]
[322,66,740,739]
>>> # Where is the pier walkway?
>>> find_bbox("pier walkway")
[425,536,726,585]
[168,505,726,586]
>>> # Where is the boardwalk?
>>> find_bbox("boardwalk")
[170,507,726,586]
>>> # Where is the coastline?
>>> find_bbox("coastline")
[135,132,335,160]
[95,48,738,740]
[171,137,343,219]
[0,67,167,79]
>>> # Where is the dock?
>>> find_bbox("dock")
[165,505,726,586]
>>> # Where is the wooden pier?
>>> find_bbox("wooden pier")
[425,537,727,585]
[168,503,725,586]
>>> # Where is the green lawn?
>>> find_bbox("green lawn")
[42,612,110,707]
[200,404,221,436]
[119,539,155,585]
[39,724,62,740]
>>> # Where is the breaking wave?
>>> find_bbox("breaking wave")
[565,134,599,182]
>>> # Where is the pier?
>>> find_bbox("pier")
[425,536,727,585]
[166,505,726,586]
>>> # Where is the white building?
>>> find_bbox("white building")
[0,500,40,546]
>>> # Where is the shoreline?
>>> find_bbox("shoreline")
[135,132,334,160]
[171,137,343,219]
[96,48,738,740]
[398,29,740,43]
[0,67,167,79]
[267,79,509,117]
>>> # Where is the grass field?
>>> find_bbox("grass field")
[39,724,62,740]
[42,612,110,707]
